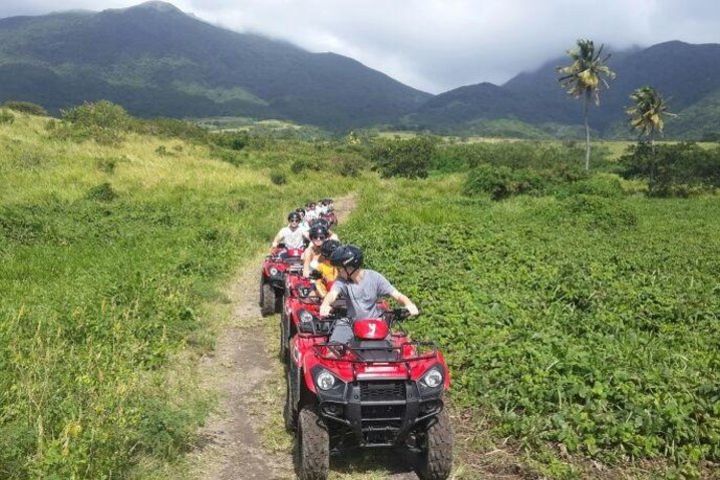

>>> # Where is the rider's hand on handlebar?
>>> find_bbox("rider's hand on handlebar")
[319,303,332,317]
[406,303,419,317]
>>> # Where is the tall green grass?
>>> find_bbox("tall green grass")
[0,111,357,478]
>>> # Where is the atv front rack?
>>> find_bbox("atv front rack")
[312,340,438,363]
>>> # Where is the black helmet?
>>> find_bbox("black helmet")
[288,212,301,222]
[330,244,363,269]
[315,218,330,229]
[320,239,340,258]
[309,224,329,240]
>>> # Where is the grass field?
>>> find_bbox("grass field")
[3,107,719,479]
[0,110,355,479]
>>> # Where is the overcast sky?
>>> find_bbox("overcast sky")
[1,0,719,93]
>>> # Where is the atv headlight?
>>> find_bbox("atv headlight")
[422,368,443,388]
[269,267,279,276]
[299,309,314,323]
[316,370,336,391]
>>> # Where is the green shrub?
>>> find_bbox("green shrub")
[464,164,545,200]
[3,100,48,116]
[290,158,323,174]
[155,145,175,157]
[95,157,125,174]
[432,141,608,174]
[370,136,436,179]
[211,131,248,151]
[136,118,208,143]
[86,182,118,202]
[0,110,15,125]
[332,155,364,177]
[555,173,625,198]
[62,100,132,130]
[52,101,133,145]
[463,159,592,200]
[209,146,244,167]
[559,194,637,230]
[270,171,287,185]
[619,142,720,197]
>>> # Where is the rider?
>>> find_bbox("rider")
[302,224,331,277]
[316,199,328,216]
[312,239,341,298]
[270,212,306,251]
[305,202,319,222]
[319,245,419,344]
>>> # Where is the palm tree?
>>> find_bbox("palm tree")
[626,86,676,150]
[557,39,616,170]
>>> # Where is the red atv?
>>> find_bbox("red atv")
[285,308,453,480]
[279,274,321,362]
[259,246,304,316]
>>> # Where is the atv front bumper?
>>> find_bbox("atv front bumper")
[314,375,445,447]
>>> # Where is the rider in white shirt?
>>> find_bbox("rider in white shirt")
[271,212,306,251]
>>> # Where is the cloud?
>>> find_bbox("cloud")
[2,0,720,93]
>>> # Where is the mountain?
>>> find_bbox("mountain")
[406,41,720,138]
[0,1,430,129]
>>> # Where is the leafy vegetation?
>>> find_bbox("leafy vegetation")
[619,142,720,197]
[341,178,720,478]
[369,136,436,178]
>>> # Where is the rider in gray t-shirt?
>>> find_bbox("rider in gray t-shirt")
[319,245,419,344]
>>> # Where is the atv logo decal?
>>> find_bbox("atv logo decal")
[368,322,377,337]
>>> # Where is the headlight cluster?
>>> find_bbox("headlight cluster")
[421,368,444,389]
[316,369,336,390]
[299,309,314,323]
[269,267,279,276]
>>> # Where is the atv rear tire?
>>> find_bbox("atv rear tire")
[416,408,453,480]
[260,282,276,316]
[297,405,329,480]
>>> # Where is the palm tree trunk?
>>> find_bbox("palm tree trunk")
[583,93,591,171]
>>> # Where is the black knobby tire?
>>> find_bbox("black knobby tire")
[260,282,276,316]
[283,367,296,431]
[279,310,290,363]
[416,409,453,480]
[297,405,329,480]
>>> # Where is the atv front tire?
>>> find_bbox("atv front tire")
[260,282,276,316]
[283,368,296,431]
[297,405,329,480]
[416,408,453,480]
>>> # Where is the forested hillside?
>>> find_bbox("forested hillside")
[0,1,429,129]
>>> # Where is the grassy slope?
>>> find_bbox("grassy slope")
[339,177,720,478]
[0,111,356,479]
